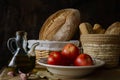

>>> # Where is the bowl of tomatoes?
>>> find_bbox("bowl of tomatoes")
[37,58,104,78]
[37,43,105,78]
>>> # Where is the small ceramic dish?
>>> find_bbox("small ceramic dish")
[37,58,105,78]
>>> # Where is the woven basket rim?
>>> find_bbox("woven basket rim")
[80,34,120,37]
[80,34,120,44]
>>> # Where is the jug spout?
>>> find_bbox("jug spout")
[28,42,39,57]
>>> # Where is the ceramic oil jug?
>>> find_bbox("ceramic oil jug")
[7,31,39,73]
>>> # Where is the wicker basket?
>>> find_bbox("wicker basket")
[80,34,120,68]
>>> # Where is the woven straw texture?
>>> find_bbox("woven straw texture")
[35,50,51,68]
[80,34,120,68]
[35,50,50,60]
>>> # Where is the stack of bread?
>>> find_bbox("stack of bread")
[79,21,120,35]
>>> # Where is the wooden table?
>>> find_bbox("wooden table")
[0,66,120,80]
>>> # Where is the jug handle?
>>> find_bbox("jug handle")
[7,38,16,54]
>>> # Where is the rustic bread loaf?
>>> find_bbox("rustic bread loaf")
[93,23,105,34]
[105,21,120,35]
[79,22,94,34]
[39,8,80,41]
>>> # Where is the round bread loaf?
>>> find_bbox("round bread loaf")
[39,8,80,41]
[105,21,120,35]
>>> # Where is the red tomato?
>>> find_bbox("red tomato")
[61,43,80,63]
[74,54,93,66]
[47,51,62,65]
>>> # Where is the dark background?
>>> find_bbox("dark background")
[0,0,119,69]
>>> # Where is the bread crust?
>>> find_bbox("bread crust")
[105,21,120,35]
[79,22,94,34]
[39,8,80,41]
[93,24,105,34]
